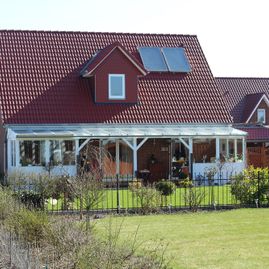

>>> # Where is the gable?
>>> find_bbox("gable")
[247,97,269,124]
[92,47,142,103]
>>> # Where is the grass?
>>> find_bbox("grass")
[94,209,269,269]
[46,185,237,211]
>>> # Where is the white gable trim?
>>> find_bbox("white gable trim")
[246,94,269,123]
[83,46,147,77]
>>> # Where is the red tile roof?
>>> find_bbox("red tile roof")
[216,77,269,123]
[238,127,269,141]
[0,30,232,124]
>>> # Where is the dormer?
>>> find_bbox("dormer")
[81,42,147,104]
[243,93,269,125]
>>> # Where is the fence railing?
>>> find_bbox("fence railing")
[3,171,269,214]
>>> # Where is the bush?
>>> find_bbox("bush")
[130,186,161,214]
[231,166,269,206]
[5,208,50,243]
[183,188,205,212]
[0,187,19,220]
[15,191,45,209]
[155,180,176,196]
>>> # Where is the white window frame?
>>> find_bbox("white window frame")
[108,74,125,100]
[257,108,266,124]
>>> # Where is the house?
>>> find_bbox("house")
[0,30,246,181]
[216,77,269,168]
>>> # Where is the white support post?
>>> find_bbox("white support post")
[137,137,148,150]
[44,140,50,164]
[74,139,79,170]
[77,138,90,153]
[15,140,20,167]
[188,138,193,178]
[179,138,190,150]
[234,139,237,160]
[242,137,246,164]
[216,137,220,161]
[121,138,134,150]
[133,137,137,176]
[116,139,120,175]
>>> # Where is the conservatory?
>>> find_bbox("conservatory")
[6,123,247,180]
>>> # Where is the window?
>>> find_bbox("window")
[19,141,45,166]
[108,74,125,99]
[257,109,266,124]
[50,140,75,165]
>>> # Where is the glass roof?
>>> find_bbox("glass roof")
[8,125,247,139]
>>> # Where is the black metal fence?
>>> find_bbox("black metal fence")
[3,171,269,214]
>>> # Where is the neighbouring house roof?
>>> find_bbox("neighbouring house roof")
[237,126,269,141]
[0,30,231,125]
[216,77,269,123]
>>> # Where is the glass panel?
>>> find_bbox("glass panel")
[120,141,133,176]
[11,141,16,167]
[236,139,243,161]
[62,140,75,165]
[20,141,45,166]
[228,140,235,161]
[162,47,191,72]
[193,139,216,163]
[110,76,123,96]
[220,139,228,161]
[138,47,168,72]
[50,140,61,165]
[102,140,116,176]
[257,109,265,123]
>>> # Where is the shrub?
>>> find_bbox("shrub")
[231,166,269,206]
[5,208,50,243]
[0,187,19,220]
[15,191,45,209]
[155,180,176,196]
[183,188,205,212]
[130,186,161,214]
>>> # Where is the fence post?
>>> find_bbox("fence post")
[116,174,120,213]
[257,171,260,208]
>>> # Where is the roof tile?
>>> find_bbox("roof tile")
[0,30,231,124]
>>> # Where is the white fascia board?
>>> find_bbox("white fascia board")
[246,94,269,123]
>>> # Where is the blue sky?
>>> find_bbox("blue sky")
[1,0,269,77]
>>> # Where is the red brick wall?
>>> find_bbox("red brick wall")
[94,48,139,103]
[249,100,269,124]
[137,139,170,180]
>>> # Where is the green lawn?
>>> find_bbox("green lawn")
[94,209,269,269]
[47,185,236,211]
